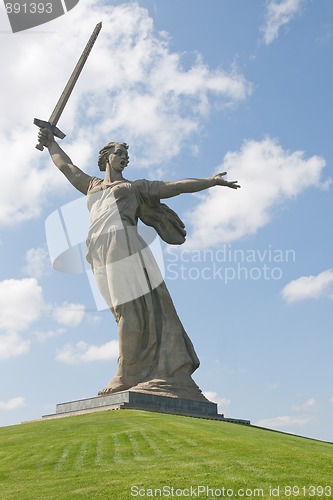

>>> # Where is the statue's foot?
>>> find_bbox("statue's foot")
[98,383,129,396]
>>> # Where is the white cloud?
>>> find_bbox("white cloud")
[0,131,64,226]
[34,328,66,343]
[0,397,26,410]
[261,0,304,45]
[203,391,231,415]
[267,383,279,390]
[256,415,311,429]
[0,278,45,359]
[0,278,45,332]
[53,302,85,327]
[281,269,333,303]
[0,332,30,360]
[0,1,251,226]
[23,247,51,279]
[56,340,118,364]
[291,398,317,413]
[329,396,333,404]
[185,137,328,250]
[87,315,103,326]
[258,398,317,430]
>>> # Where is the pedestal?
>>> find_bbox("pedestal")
[42,390,250,425]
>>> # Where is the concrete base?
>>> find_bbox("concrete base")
[42,390,250,425]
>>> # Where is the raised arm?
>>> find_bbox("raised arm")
[158,172,240,199]
[38,129,92,195]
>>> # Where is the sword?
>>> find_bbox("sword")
[34,22,102,151]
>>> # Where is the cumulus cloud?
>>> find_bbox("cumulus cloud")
[0,0,251,226]
[203,391,231,415]
[256,415,311,429]
[291,398,317,413]
[261,0,304,45]
[281,269,333,303]
[258,397,317,431]
[0,278,45,359]
[23,247,51,279]
[185,137,328,250]
[0,397,26,410]
[34,328,66,343]
[56,340,118,364]
[0,332,30,360]
[52,302,85,327]
[0,131,64,226]
[0,278,45,332]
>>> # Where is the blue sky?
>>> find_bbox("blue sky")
[0,0,332,443]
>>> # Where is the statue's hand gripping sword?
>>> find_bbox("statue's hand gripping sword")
[34,22,102,151]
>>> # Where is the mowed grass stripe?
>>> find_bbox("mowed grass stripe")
[73,441,90,469]
[139,430,163,456]
[126,432,146,461]
[0,410,332,500]
[94,437,104,465]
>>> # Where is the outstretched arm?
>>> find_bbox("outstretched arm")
[38,129,92,195]
[158,172,240,199]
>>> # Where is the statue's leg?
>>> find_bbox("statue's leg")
[98,293,160,395]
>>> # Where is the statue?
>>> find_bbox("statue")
[38,128,240,401]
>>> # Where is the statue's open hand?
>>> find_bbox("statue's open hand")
[213,172,241,189]
[38,128,55,148]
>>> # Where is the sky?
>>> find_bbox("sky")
[0,0,332,443]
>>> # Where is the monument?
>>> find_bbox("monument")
[36,25,248,424]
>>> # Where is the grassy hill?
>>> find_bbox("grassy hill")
[0,410,332,499]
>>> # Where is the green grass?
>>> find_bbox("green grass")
[0,410,332,499]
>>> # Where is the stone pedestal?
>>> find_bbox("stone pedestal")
[42,390,250,425]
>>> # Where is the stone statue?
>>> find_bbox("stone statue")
[38,129,240,401]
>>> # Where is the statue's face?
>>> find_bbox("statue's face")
[107,144,129,172]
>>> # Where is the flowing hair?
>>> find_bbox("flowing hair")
[98,142,129,171]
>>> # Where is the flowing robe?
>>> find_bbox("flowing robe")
[86,177,205,400]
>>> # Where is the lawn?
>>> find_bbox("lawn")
[0,410,332,499]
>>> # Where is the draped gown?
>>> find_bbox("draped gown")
[85,177,207,401]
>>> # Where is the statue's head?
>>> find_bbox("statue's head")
[98,142,129,171]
